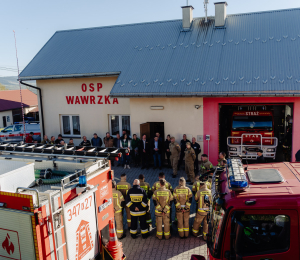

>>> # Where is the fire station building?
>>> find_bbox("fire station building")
[20,4,300,164]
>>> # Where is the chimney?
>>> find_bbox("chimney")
[182,6,194,29]
[214,2,227,27]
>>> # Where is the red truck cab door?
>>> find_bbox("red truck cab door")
[220,209,299,260]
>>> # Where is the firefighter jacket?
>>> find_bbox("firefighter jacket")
[152,187,173,216]
[139,180,152,198]
[112,189,125,214]
[103,136,114,147]
[192,181,211,194]
[217,158,227,167]
[169,142,181,159]
[116,177,132,197]
[152,180,173,193]
[195,186,211,215]
[184,147,196,163]
[173,184,192,211]
[125,185,148,216]
[200,159,213,174]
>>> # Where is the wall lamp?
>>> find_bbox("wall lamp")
[195,105,201,109]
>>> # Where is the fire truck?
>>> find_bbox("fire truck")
[197,158,300,260]
[227,109,278,160]
[0,142,124,260]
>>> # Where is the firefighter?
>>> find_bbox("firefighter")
[125,179,149,239]
[185,142,196,184]
[117,173,132,229]
[152,179,174,240]
[192,174,201,196]
[139,174,153,228]
[173,177,192,238]
[192,182,211,241]
[217,151,226,167]
[169,137,181,178]
[200,154,213,176]
[257,149,265,163]
[112,181,126,239]
[152,172,174,226]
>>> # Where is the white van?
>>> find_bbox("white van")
[0,122,41,142]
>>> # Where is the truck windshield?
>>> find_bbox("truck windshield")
[232,116,272,130]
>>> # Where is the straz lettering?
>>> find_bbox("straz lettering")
[245,111,259,116]
[176,189,188,194]
[157,191,169,196]
[113,193,118,198]
[117,185,128,190]
[130,196,143,202]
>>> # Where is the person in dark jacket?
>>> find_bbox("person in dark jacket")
[165,135,171,168]
[55,134,64,144]
[121,130,132,140]
[91,133,102,147]
[131,134,140,167]
[139,134,150,169]
[125,179,149,239]
[178,134,191,169]
[191,137,201,173]
[256,149,265,163]
[113,133,122,167]
[151,136,163,169]
[79,136,91,146]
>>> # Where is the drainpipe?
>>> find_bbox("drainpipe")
[20,80,45,137]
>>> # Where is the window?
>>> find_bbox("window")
[232,116,273,130]
[14,125,22,132]
[235,214,290,256]
[3,125,13,132]
[60,115,81,136]
[109,115,131,136]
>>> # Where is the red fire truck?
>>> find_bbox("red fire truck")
[197,158,300,260]
[0,142,123,260]
[227,110,278,160]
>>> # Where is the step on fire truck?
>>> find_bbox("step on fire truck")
[197,158,300,260]
[227,107,278,160]
[0,142,125,260]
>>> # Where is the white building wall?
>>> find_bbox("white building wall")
[130,97,204,154]
[36,77,130,144]
[0,110,13,128]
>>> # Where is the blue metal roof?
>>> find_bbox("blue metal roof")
[20,8,300,96]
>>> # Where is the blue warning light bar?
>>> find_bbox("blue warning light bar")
[227,158,248,191]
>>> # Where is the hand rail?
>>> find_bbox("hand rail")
[16,187,40,208]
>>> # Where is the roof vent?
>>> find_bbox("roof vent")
[181,5,194,29]
[214,2,227,27]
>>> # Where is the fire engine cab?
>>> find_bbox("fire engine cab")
[227,108,278,160]
[0,142,124,260]
[198,158,300,260]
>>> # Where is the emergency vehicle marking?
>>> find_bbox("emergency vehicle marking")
[67,195,92,221]
[75,220,93,260]
[0,229,21,260]
[99,184,109,198]
[130,194,143,202]
[117,185,128,190]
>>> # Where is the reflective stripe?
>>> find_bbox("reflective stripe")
[192,229,199,233]
[156,231,163,235]
[127,219,131,222]
[117,230,124,233]
[141,229,148,234]
[126,202,133,207]
[203,232,207,235]
[181,205,186,208]
[130,211,146,216]
[183,228,189,231]
[130,229,137,234]
[156,205,162,209]
[198,208,209,212]
[165,205,170,210]
[155,210,162,214]
[175,203,180,207]
[115,210,122,213]
[141,202,147,207]
[146,220,152,223]
[186,202,191,206]
[178,228,183,232]
[164,232,170,235]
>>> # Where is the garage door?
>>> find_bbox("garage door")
[0,208,36,260]
[64,189,99,260]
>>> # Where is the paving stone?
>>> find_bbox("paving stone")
[113,165,208,260]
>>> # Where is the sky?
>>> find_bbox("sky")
[1,0,299,77]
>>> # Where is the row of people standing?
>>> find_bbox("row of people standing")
[112,172,213,241]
